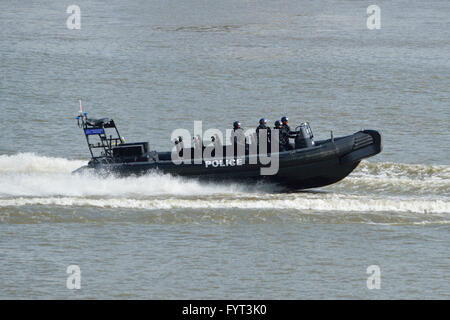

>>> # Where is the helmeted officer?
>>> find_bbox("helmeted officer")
[233,121,241,131]
[280,116,296,151]
[274,120,282,130]
[231,121,246,156]
[256,118,271,153]
[256,118,268,130]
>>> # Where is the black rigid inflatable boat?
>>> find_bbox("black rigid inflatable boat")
[73,112,382,190]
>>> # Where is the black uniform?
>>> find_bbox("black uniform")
[256,124,271,153]
[232,127,246,143]
[280,123,295,151]
[231,127,246,156]
[256,124,271,143]
[272,125,281,151]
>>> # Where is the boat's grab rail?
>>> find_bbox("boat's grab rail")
[352,132,374,150]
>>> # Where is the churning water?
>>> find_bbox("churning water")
[0,0,449,299]
[0,154,449,222]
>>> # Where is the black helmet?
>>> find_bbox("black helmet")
[274,120,281,127]
[233,121,241,129]
[259,118,267,125]
[281,116,288,123]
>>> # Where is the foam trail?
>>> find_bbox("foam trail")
[0,195,448,214]
[0,154,449,205]
[0,172,268,197]
[330,160,450,197]
[0,153,277,197]
[356,161,450,180]
[0,153,87,174]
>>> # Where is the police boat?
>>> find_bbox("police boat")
[73,112,382,190]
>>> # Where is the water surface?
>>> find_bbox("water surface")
[0,0,449,299]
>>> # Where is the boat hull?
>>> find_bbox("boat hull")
[73,130,382,190]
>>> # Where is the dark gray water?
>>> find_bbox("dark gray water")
[0,0,449,299]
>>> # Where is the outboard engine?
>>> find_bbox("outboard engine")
[295,122,315,149]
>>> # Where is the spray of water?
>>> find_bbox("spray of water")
[0,153,448,216]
